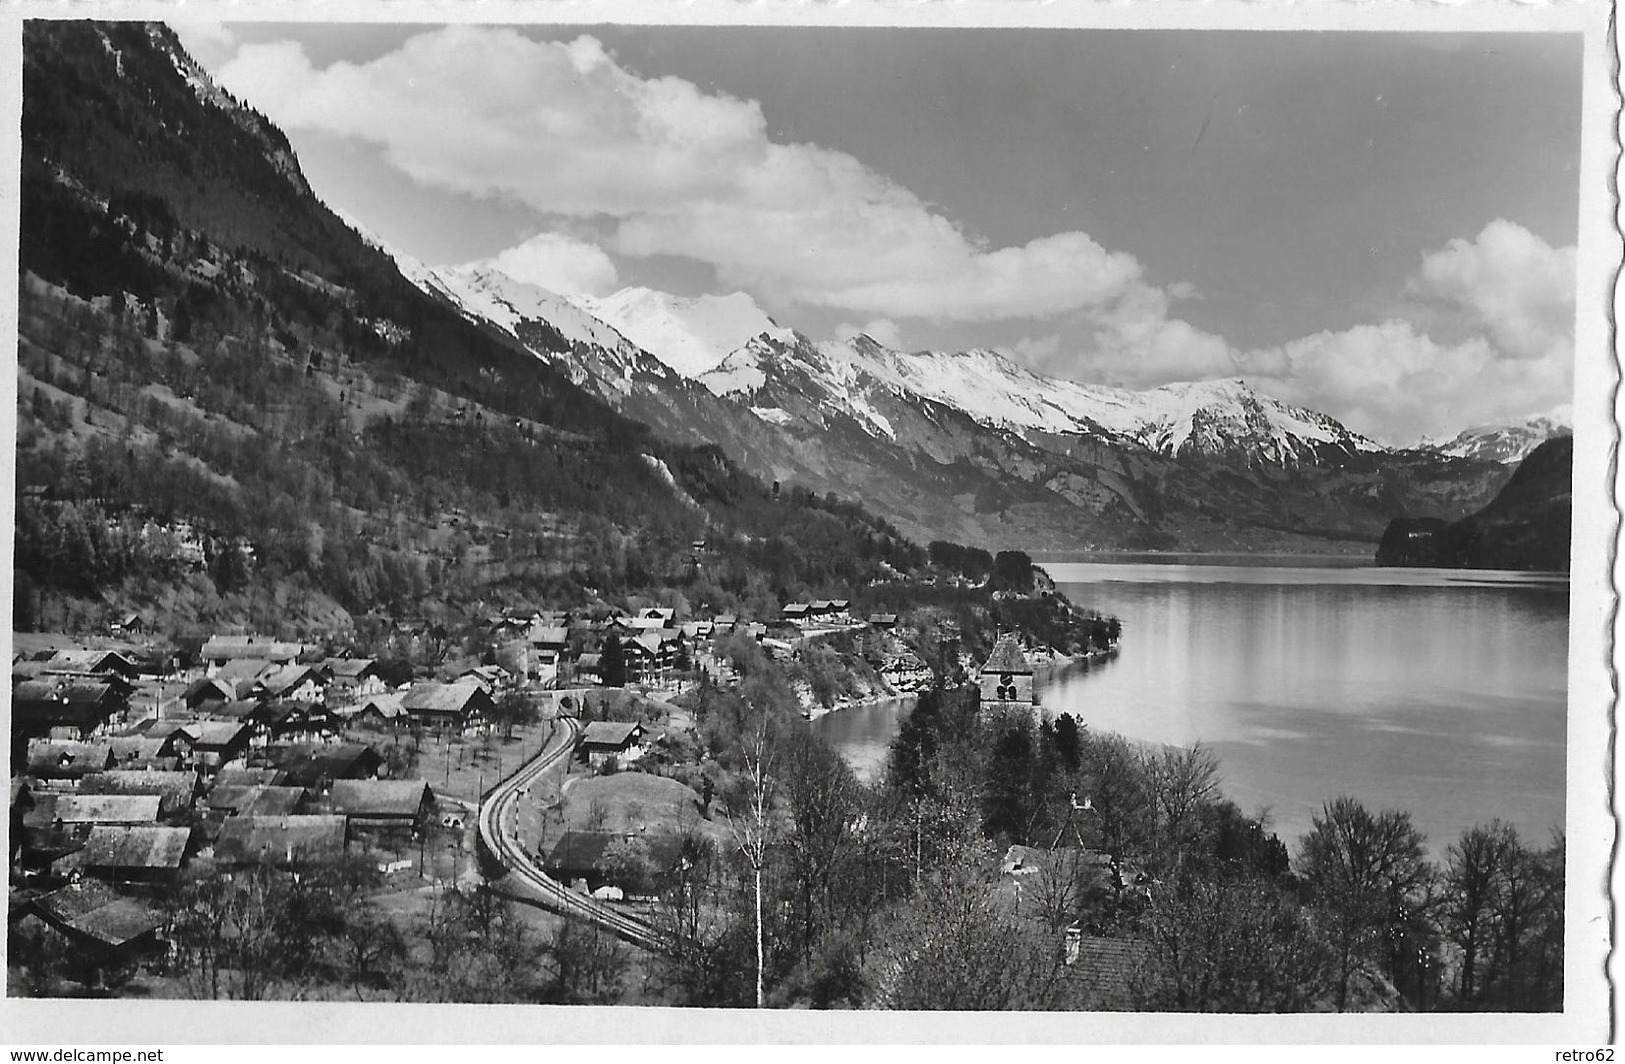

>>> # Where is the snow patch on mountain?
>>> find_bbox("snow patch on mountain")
[807,335,1379,461]
[1423,414,1573,465]
[750,406,795,426]
[703,347,769,397]
[434,264,635,353]
[580,287,796,378]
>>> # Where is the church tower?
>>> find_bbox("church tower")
[979,635,1036,711]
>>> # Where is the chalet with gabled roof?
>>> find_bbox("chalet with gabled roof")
[401,681,493,732]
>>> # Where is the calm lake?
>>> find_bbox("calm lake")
[811,558,1569,854]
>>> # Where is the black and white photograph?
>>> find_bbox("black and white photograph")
[0,0,1614,1045]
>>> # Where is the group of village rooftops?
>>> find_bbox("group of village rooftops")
[7,602,1055,970]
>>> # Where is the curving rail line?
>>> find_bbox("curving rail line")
[476,716,673,954]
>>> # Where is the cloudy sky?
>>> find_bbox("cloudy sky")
[175,23,1580,445]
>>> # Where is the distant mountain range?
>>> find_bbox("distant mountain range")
[1422,416,1573,466]
[407,264,1519,551]
[24,18,1537,560]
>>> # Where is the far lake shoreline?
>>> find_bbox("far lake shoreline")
[813,559,1567,855]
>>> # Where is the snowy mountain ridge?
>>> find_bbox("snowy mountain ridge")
[576,286,797,378]
[396,257,1386,465]
[1421,415,1573,466]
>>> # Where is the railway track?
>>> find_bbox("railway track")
[475,715,673,954]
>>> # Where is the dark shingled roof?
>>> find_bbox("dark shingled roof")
[327,779,433,819]
[33,881,164,948]
[52,794,163,824]
[82,825,192,870]
[580,721,641,750]
[80,770,197,816]
[1063,933,1153,1011]
[208,784,309,817]
[211,767,279,788]
[214,815,346,868]
[324,658,378,679]
[981,636,1033,675]
[401,681,486,713]
[25,741,115,779]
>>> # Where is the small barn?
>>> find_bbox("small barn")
[576,721,645,770]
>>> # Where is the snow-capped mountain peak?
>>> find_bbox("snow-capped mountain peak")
[1422,414,1573,465]
[579,286,796,378]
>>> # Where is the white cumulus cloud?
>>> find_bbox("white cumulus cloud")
[1407,219,1576,363]
[211,27,1174,330]
[479,232,620,298]
[834,319,905,349]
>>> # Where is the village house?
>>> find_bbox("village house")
[252,663,325,703]
[1059,926,1154,1010]
[212,815,347,870]
[868,613,899,630]
[266,742,385,792]
[48,794,164,826]
[206,784,310,819]
[79,770,199,820]
[451,663,506,693]
[41,649,143,682]
[195,699,272,744]
[26,880,165,982]
[401,681,494,733]
[326,779,436,841]
[12,679,129,746]
[259,700,338,743]
[183,720,253,772]
[344,692,406,730]
[212,657,275,698]
[104,736,178,772]
[525,623,570,655]
[321,658,387,705]
[210,767,280,789]
[23,740,116,785]
[182,676,236,713]
[121,719,197,765]
[576,721,645,770]
[573,653,603,685]
[73,824,193,885]
[201,636,310,670]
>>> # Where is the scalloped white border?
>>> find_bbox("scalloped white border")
[0,0,1614,1048]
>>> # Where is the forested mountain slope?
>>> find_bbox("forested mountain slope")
[13,20,929,636]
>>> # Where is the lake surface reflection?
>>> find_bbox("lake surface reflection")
[812,560,1568,853]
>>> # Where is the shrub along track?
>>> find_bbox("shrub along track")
[476,715,672,954]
